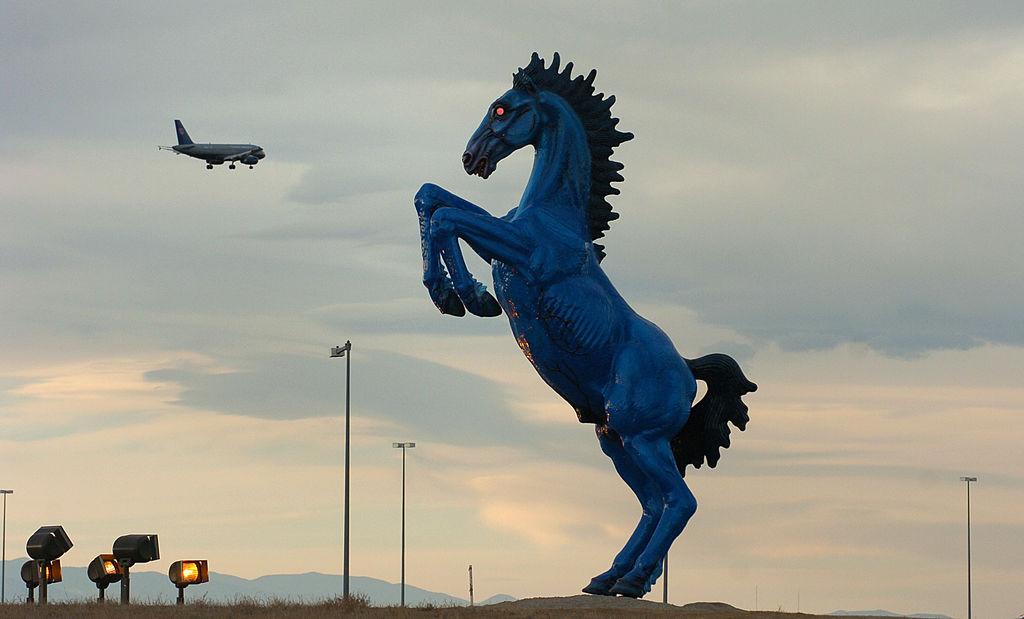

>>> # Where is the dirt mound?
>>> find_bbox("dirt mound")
[489,595,743,614]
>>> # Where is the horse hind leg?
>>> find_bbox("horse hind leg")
[608,433,697,598]
[583,426,664,596]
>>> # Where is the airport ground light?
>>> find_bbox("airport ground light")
[87,554,123,602]
[112,534,160,605]
[168,560,209,605]
[25,525,72,605]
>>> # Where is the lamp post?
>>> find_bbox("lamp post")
[1,489,12,604]
[392,441,416,607]
[331,340,353,600]
[960,476,978,619]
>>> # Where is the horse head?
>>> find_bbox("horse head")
[463,87,542,179]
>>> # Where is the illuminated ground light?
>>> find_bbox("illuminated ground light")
[112,534,159,605]
[25,525,72,605]
[168,560,209,605]
[86,554,123,602]
[20,559,61,604]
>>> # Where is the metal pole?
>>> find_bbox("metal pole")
[344,341,351,601]
[401,444,406,607]
[177,586,185,606]
[468,564,474,606]
[966,480,972,619]
[662,552,668,603]
[37,561,46,605]
[1,490,9,604]
[960,476,977,619]
[120,565,130,605]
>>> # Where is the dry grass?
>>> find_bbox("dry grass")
[0,596,857,618]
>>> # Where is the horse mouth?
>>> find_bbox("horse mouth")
[463,152,493,179]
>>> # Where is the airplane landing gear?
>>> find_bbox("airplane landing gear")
[229,164,236,169]
[206,164,213,170]
[249,165,254,169]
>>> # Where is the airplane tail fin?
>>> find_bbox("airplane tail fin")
[174,120,194,145]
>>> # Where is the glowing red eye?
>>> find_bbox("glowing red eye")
[495,106,505,116]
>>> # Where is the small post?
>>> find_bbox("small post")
[662,552,668,604]
[469,564,474,606]
[98,586,105,602]
[176,586,185,606]
[120,564,131,605]
[37,561,47,605]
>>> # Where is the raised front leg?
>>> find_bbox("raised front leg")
[430,207,532,314]
[415,183,493,316]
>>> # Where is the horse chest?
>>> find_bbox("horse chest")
[493,262,615,410]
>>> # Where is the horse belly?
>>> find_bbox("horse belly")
[538,279,615,356]
[494,268,616,421]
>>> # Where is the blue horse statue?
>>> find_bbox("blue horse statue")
[414,52,756,598]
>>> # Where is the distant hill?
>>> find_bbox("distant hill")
[830,610,952,619]
[1,558,513,606]
[479,593,517,605]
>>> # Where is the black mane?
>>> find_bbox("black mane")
[513,52,633,262]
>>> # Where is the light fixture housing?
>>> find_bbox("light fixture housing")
[20,559,61,585]
[26,526,73,562]
[112,534,160,567]
[168,560,209,587]
[87,554,123,587]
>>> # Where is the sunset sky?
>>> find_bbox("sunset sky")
[2,2,1023,617]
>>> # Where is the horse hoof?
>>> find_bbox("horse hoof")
[582,578,615,596]
[468,290,502,318]
[609,576,645,598]
[437,289,466,317]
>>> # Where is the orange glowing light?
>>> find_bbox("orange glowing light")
[180,562,199,584]
[169,560,209,587]
[103,560,117,575]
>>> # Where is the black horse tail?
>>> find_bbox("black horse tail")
[671,353,757,477]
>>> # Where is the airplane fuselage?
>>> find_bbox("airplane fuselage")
[172,143,265,164]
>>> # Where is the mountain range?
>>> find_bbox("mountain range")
[0,558,510,606]
[830,610,952,618]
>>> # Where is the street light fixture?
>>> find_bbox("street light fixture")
[392,441,416,607]
[25,525,72,605]
[168,560,209,605]
[87,554,123,602]
[960,476,978,619]
[1,489,12,604]
[20,559,61,604]
[112,534,160,605]
[331,339,353,600]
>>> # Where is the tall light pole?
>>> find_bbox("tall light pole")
[331,341,353,600]
[960,476,978,619]
[1,489,12,604]
[392,442,416,607]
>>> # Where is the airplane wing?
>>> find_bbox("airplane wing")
[224,148,259,161]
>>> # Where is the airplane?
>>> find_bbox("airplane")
[159,120,266,170]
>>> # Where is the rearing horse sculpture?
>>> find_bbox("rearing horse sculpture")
[414,52,756,598]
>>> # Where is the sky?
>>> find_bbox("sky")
[1,1,1023,616]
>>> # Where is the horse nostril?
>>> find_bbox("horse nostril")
[462,152,473,166]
